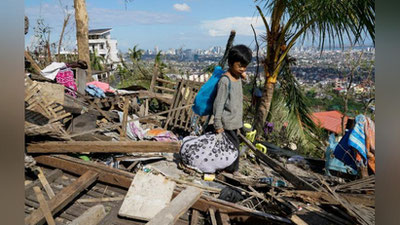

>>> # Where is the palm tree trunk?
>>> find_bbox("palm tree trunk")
[74,0,92,82]
[254,82,275,135]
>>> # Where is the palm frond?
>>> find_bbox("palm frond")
[255,0,375,48]
[272,60,325,157]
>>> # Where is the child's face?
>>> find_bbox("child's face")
[231,62,247,77]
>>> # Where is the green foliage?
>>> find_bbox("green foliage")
[90,49,105,71]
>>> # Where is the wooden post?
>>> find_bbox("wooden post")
[76,68,87,95]
[73,0,92,81]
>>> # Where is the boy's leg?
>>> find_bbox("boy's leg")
[224,129,240,173]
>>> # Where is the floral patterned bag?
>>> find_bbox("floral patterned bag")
[179,132,238,173]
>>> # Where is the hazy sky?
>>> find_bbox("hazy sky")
[24,0,372,52]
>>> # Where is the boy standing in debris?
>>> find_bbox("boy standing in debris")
[213,44,252,175]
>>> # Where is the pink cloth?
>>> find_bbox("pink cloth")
[86,81,114,93]
[56,68,77,97]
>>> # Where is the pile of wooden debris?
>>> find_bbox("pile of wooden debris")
[24,67,374,225]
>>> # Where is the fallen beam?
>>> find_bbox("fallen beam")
[25,170,99,225]
[34,154,292,224]
[27,141,181,153]
[281,190,375,207]
[239,133,318,191]
[69,204,107,225]
[34,155,134,188]
[146,186,202,225]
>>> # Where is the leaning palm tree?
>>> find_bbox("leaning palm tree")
[254,0,375,134]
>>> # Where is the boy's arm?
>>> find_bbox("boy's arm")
[213,77,229,131]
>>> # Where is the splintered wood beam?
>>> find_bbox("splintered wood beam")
[34,155,134,188]
[27,141,181,153]
[25,169,63,197]
[34,155,292,224]
[238,133,318,191]
[33,186,56,225]
[36,167,55,199]
[146,186,203,225]
[25,170,98,225]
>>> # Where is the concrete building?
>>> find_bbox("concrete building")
[88,28,120,67]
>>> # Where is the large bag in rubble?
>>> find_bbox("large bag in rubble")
[192,66,230,116]
[179,132,238,173]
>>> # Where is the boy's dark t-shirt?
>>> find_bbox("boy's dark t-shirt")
[213,76,243,130]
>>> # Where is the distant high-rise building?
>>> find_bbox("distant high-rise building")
[154,46,159,54]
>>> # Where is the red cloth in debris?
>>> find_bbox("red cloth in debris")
[56,68,77,97]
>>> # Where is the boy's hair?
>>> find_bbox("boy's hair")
[227,45,252,66]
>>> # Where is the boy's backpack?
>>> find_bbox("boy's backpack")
[192,66,231,116]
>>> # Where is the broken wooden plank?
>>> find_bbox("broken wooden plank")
[209,208,218,225]
[27,141,181,153]
[76,197,124,203]
[25,170,99,225]
[25,169,62,197]
[34,155,133,188]
[34,155,291,224]
[33,186,56,225]
[69,204,107,225]
[190,209,200,225]
[119,170,176,221]
[239,133,318,191]
[156,77,177,85]
[290,215,308,225]
[146,186,202,225]
[36,167,55,199]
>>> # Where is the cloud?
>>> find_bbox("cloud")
[201,16,268,37]
[88,8,182,26]
[173,3,191,12]
[25,4,182,28]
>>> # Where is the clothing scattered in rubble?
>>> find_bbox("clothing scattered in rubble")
[41,62,67,80]
[86,84,106,98]
[86,81,115,93]
[56,68,77,97]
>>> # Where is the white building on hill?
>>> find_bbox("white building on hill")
[88,28,120,68]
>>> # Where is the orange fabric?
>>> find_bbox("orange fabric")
[146,128,167,136]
